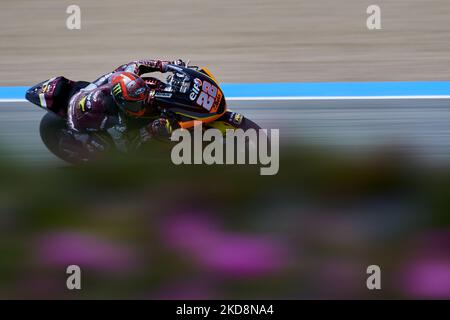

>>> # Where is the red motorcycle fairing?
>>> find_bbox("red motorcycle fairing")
[25,76,89,118]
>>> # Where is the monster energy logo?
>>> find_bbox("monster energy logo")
[112,83,122,95]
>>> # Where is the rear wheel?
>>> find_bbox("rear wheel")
[39,112,114,164]
[39,112,79,164]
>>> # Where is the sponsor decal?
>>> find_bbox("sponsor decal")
[195,80,222,112]
[41,81,55,95]
[230,112,243,126]
[112,83,122,95]
[180,81,190,93]
[155,92,173,99]
[189,78,203,101]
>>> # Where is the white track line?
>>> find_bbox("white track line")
[226,95,450,101]
[2,95,450,104]
[0,99,29,103]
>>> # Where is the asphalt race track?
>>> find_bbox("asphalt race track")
[1,99,450,165]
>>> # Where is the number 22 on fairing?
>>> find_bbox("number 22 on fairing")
[197,81,218,111]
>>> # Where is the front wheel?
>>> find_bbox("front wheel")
[205,111,268,152]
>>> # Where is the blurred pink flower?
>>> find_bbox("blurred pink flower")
[399,229,450,299]
[400,258,450,299]
[196,235,288,278]
[161,211,290,278]
[36,231,138,272]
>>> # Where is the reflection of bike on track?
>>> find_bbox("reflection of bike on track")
[25,59,262,163]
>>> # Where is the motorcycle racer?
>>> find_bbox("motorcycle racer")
[25,58,242,163]
[66,59,176,152]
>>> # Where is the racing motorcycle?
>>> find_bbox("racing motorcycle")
[25,64,262,163]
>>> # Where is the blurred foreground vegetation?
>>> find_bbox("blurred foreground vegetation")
[0,143,450,299]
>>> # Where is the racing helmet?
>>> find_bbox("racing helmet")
[111,72,149,117]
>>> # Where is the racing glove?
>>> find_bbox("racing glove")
[139,117,174,143]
